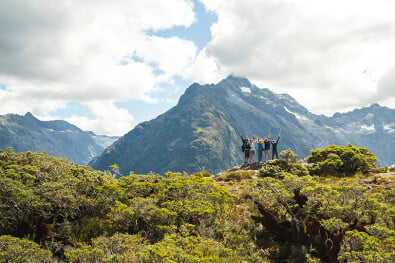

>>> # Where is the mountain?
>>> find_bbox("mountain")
[89,75,395,175]
[0,112,118,164]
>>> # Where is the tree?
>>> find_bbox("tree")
[259,149,308,178]
[307,144,378,176]
[280,149,298,163]
[0,235,52,263]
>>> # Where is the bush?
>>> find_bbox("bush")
[1,148,393,262]
[0,235,52,263]
[65,232,257,262]
[373,167,388,173]
[216,170,253,182]
[192,171,212,177]
[258,158,308,178]
[258,164,283,178]
[307,144,378,177]
[279,149,298,163]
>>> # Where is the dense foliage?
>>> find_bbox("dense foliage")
[1,146,394,262]
[307,144,379,177]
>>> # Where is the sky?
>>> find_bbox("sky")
[0,0,394,136]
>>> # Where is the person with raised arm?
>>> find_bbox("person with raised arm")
[240,134,250,163]
[271,135,281,160]
[257,137,264,163]
[264,137,271,162]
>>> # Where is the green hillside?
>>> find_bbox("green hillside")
[1,147,394,262]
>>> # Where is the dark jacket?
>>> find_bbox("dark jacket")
[271,136,280,151]
[245,142,251,150]
[264,141,270,150]
[241,135,250,151]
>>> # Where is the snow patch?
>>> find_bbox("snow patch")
[283,106,294,114]
[365,113,374,119]
[240,86,251,93]
[384,123,395,133]
[284,106,310,122]
[360,124,375,133]
[259,95,269,102]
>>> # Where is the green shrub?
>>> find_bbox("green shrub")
[65,232,266,263]
[280,149,299,163]
[258,158,308,178]
[192,171,212,177]
[338,230,395,262]
[1,148,393,262]
[258,164,283,178]
[307,144,378,177]
[373,167,388,173]
[0,235,52,263]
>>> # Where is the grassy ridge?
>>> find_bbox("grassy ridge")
[0,147,394,262]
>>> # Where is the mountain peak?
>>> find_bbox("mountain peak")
[225,74,249,81]
[24,112,36,119]
[221,74,252,87]
[369,103,381,108]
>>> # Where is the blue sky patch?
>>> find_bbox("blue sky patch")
[145,0,217,51]
[0,83,8,91]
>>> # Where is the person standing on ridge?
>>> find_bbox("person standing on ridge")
[271,136,280,159]
[240,134,246,151]
[240,134,250,163]
[264,137,271,162]
[244,139,251,163]
[257,138,264,163]
[249,138,255,163]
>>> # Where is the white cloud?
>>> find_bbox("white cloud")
[200,0,395,114]
[0,0,196,133]
[1,0,395,137]
[0,88,68,116]
[377,66,395,98]
[65,101,134,136]
[183,48,225,83]
[134,36,197,78]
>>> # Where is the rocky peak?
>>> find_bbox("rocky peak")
[24,112,36,119]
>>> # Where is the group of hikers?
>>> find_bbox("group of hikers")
[240,133,280,163]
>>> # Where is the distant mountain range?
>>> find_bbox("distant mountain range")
[0,112,118,164]
[89,75,395,175]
